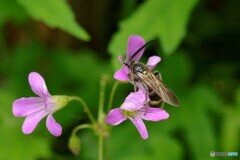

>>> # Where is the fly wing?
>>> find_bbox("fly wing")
[135,71,180,106]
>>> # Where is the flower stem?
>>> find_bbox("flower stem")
[97,75,108,160]
[98,75,108,123]
[98,135,103,160]
[72,124,93,135]
[107,81,120,112]
[69,96,97,125]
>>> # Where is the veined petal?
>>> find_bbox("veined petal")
[46,114,62,137]
[147,56,161,71]
[114,69,130,81]
[22,110,48,134]
[138,107,169,121]
[127,35,145,61]
[105,108,127,125]
[129,116,148,139]
[28,72,51,98]
[121,90,147,110]
[13,97,45,117]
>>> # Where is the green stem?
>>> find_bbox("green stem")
[99,134,103,160]
[72,124,93,135]
[98,75,108,123]
[107,81,120,112]
[69,96,97,125]
[97,75,108,160]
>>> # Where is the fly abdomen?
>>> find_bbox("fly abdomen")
[148,90,164,108]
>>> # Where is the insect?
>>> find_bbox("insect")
[124,40,180,107]
[148,71,164,108]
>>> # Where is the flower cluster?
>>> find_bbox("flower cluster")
[106,35,169,139]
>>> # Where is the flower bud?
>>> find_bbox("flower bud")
[68,134,81,156]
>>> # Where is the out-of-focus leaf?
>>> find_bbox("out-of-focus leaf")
[109,0,198,69]
[171,85,218,160]
[108,121,182,160]
[236,87,240,106]
[0,90,51,160]
[0,0,27,26]
[220,88,240,151]
[220,107,240,151]
[76,130,98,160]
[157,52,193,90]
[6,43,42,95]
[48,49,111,127]
[17,0,90,41]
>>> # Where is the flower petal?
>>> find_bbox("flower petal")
[22,110,47,134]
[147,56,161,70]
[105,108,127,125]
[46,114,62,136]
[118,55,124,63]
[13,97,45,117]
[127,35,145,61]
[121,90,147,110]
[114,69,130,81]
[118,55,129,75]
[28,72,51,98]
[138,107,169,121]
[129,116,148,139]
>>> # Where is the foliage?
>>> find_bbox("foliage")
[108,0,198,70]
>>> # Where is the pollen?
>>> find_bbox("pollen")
[122,109,137,117]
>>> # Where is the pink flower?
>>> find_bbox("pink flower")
[13,72,70,136]
[114,35,161,81]
[105,91,169,139]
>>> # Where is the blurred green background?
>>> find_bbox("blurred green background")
[0,0,239,160]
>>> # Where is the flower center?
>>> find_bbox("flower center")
[121,109,137,118]
[44,97,56,112]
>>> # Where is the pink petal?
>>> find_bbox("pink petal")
[46,114,62,136]
[13,97,45,117]
[127,35,145,61]
[28,72,51,98]
[138,107,169,121]
[129,116,148,139]
[118,55,129,75]
[121,90,147,110]
[118,55,124,63]
[114,69,130,81]
[147,56,161,70]
[105,108,127,125]
[22,110,47,134]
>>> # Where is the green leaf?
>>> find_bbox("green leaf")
[173,85,218,160]
[220,107,240,151]
[108,0,198,63]
[0,0,27,26]
[17,0,90,41]
[108,122,182,160]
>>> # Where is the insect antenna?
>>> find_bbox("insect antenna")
[130,39,156,60]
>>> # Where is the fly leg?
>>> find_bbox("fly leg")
[139,82,149,115]
[128,73,138,92]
